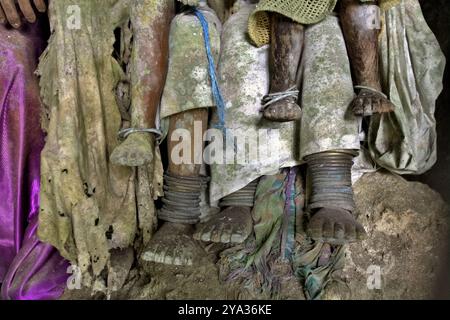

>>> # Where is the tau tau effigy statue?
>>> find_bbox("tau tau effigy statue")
[0,0,445,300]
[1,0,173,294]
[142,0,445,293]
[143,0,382,266]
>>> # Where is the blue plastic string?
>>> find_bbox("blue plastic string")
[193,8,226,132]
[281,167,297,261]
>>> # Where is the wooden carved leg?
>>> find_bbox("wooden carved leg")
[111,0,174,167]
[340,0,395,116]
[306,151,367,245]
[142,108,209,266]
[263,13,304,123]
[193,180,258,244]
[167,109,208,177]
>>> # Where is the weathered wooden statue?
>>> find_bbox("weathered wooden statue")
[37,0,172,293]
[42,0,440,278]
[142,0,222,266]
[182,0,402,249]
[259,0,395,122]
[247,0,396,244]
[144,0,372,267]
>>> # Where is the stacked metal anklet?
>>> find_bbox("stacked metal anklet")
[306,151,356,213]
[158,173,209,224]
[219,180,259,208]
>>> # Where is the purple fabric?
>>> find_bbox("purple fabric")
[0,22,69,300]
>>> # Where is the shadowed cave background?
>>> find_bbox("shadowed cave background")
[416,0,450,299]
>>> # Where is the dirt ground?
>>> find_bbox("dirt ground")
[61,172,449,300]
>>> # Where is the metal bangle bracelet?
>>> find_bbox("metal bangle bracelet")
[118,127,163,144]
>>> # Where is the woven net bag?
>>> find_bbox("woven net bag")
[248,0,338,47]
[378,0,401,11]
[248,0,402,47]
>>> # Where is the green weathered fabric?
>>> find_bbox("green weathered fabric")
[218,171,345,299]
[299,15,360,158]
[247,173,303,268]
[367,0,446,175]
[159,7,221,120]
[37,0,163,292]
[218,172,305,298]
[209,2,300,203]
[294,243,346,300]
[250,173,345,300]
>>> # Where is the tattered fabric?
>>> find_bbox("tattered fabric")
[367,0,446,175]
[37,0,163,293]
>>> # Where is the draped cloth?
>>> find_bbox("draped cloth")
[160,6,221,123]
[366,0,446,175]
[209,3,300,203]
[354,0,446,176]
[0,22,68,300]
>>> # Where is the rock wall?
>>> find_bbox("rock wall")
[325,172,449,299]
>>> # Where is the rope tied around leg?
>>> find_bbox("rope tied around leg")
[354,85,388,99]
[262,86,300,111]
